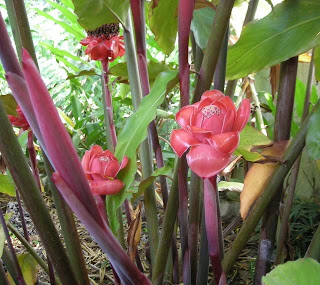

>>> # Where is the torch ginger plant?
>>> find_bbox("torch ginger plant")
[170,89,251,283]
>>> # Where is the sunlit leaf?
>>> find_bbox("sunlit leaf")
[306,102,320,160]
[71,0,130,30]
[226,0,320,79]
[148,0,179,55]
[8,254,38,285]
[0,94,17,115]
[0,174,15,197]
[262,258,320,285]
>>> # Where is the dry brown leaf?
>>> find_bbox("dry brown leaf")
[127,203,142,262]
[240,141,289,219]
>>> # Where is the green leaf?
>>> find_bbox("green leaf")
[190,7,215,50]
[314,46,320,82]
[226,0,320,80]
[262,258,320,285]
[218,181,243,192]
[235,125,272,162]
[8,254,38,285]
[66,69,98,80]
[148,0,179,55]
[132,166,172,202]
[45,0,78,23]
[71,0,130,30]
[306,103,320,160]
[107,70,178,232]
[0,95,17,116]
[0,174,16,197]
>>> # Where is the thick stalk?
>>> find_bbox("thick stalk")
[0,210,26,285]
[192,0,235,103]
[130,0,169,207]
[43,157,90,285]
[27,131,41,189]
[196,206,210,285]
[204,176,224,284]
[213,26,228,92]
[152,159,180,285]
[222,100,320,273]
[123,13,159,268]
[188,172,202,284]
[4,0,37,61]
[254,56,298,283]
[0,100,78,284]
[2,248,18,284]
[101,59,117,152]
[275,51,315,264]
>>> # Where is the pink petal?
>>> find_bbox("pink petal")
[119,156,128,171]
[221,109,236,133]
[200,90,224,103]
[90,42,108,61]
[233,99,251,132]
[186,144,231,178]
[90,179,124,196]
[104,160,120,178]
[187,125,212,142]
[170,129,201,157]
[176,105,195,128]
[206,132,240,154]
[21,49,101,223]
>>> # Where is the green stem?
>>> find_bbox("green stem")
[0,259,9,285]
[306,223,320,261]
[222,99,320,273]
[2,247,19,284]
[7,222,61,285]
[152,159,180,285]
[0,100,78,284]
[123,12,159,268]
[192,0,235,103]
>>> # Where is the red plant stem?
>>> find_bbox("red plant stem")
[0,209,26,285]
[101,59,117,151]
[27,131,41,190]
[204,176,224,284]
[15,190,30,242]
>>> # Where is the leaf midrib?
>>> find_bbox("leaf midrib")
[228,15,320,69]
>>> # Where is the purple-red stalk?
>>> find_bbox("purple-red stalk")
[27,131,41,190]
[101,59,117,149]
[130,0,169,207]
[204,176,224,284]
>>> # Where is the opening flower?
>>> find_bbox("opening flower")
[8,105,30,130]
[80,23,125,62]
[170,90,251,178]
[82,145,128,196]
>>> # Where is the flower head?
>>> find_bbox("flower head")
[8,105,30,130]
[80,23,125,62]
[82,145,128,196]
[170,90,250,178]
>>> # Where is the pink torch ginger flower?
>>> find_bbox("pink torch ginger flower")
[8,105,30,130]
[82,145,128,196]
[170,90,251,178]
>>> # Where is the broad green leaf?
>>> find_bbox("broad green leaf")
[262,258,320,285]
[18,131,28,153]
[0,174,16,197]
[314,46,320,82]
[132,166,172,202]
[107,70,178,232]
[226,0,320,80]
[8,254,38,285]
[66,69,98,80]
[148,0,179,55]
[218,181,243,192]
[0,94,17,115]
[235,125,272,162]
[45,0,78,23]
[306,102,320,160]
[190,7,215,50]
[71,0,130,30]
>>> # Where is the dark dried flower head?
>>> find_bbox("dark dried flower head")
[87,23,120,40]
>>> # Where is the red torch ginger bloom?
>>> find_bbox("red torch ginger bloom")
[170,90,251,178]
[82,145,128,196]
[8,105,30,130]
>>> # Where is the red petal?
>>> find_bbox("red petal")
[90,179,124,196]
[221,109,235,133]
[170,129,201,157]
[90,42,108,61]
[186,144,231,178]
[206,132,240,154]
[187,125,212,142]
[233,99,251,132]
[119,156,128,171]
[104,160,120,178]
[200,90,224,102]
[176,105,195,128]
